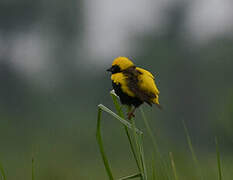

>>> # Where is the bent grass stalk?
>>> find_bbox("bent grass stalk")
[97,92,224,180]
[112,91,147,179]
[96,91,148,179]
[111,92,141,172]
[97,104,144,179]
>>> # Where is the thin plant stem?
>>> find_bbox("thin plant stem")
[32,157,35,180]
[169,152,179,180]
[182,120,203,180]
[140,107,170,180]
[138,134,148,180]
[129,111,144,180]
[140,108,160,155]
[130,118,143,176]
[215,137,222,180]
[0,161,6,180]
[151,155,157,180]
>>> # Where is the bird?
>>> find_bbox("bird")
[107,56,161,119]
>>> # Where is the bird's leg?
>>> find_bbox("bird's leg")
[127,107,136,120]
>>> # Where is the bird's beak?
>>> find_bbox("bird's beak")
[106,67,112,72]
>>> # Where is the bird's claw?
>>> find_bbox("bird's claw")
[127,111,135,120]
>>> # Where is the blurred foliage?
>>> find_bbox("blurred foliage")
[0,0,233,179]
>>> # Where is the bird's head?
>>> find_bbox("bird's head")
[107,57,134,74]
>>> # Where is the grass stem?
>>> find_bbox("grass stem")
[0,161,6,180]
[32,157,35,180]
[140,107,170,180]
[215,137,222,180]
[182,120,203,180]
[169,152,178,180]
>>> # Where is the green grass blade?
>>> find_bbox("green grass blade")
[110,90,124,117]
[140,108,170,180]
[0,162,6,180]
[169,152,178,180]
[151,155,157,180]
[32,157,35,180]
[138,134,148,180]
[182,120,203,179]
[111,92,141,172]
[118,173,142,180]
[215,137,222,180]
[129,117,144,180]
[140,108,160,154]
[96,108,114,180]
[0,161,6,180]
[98,104,143,135]
[123,127,141,172]
[182,120,199,165]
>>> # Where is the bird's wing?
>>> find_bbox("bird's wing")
[136,67,155,79]
[121,67,159,106]
[136,67,160,95]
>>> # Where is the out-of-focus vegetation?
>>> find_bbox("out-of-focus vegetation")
[0,1,233,179]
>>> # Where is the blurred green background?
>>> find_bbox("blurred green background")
[0,0,233,179]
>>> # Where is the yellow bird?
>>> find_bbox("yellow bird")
[107,56,161,119]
